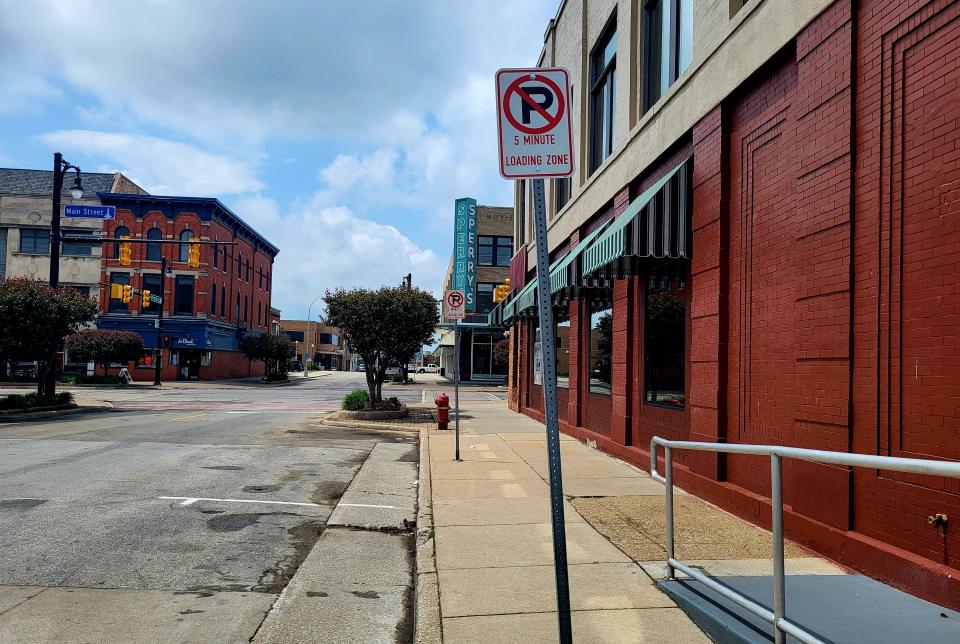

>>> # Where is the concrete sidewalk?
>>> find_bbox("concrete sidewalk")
[424,403,709,643]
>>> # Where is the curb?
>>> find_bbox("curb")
[318,417,422,433]
[414,426,442,643]
[0,401,114,423]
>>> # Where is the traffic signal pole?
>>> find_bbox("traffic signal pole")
[154,256,167,386]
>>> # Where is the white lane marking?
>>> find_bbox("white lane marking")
[483,392,500,400]
[421,389,427,404]
[337,503,400,509]
[158,496,322,508]
[225,411,258,414]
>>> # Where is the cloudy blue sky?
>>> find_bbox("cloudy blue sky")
[0,0,555,318]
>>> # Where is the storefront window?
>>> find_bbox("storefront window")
[476,283,496,314]
[472,332,508,380]
[588,305,613,395]
[644,271,686,407]
[557,318,570,388]
[533,316,569,388]
[136,351,161,369]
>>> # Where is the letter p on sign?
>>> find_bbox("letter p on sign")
[496,68,574,179]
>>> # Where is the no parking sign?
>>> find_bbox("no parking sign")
[496,68,574,179]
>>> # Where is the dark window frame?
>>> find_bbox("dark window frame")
[554,178,571,213]
[62,228,95,256]
[476,282,497,314]
[477,235,513,267]
[589,16,617,173]
[113,226,130,259]
[145,227,163,261]
[178,229,194,263]
[587,303,613,396]
[19,228,51,254]
[643,267,688,408]
[220,286,226,317]
[141,272,163,315]
[173,275,195,316]
[642,0,693,113]
[109,272,130,313]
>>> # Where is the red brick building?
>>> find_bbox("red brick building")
[96,194,278,380]
[504,0,960,608]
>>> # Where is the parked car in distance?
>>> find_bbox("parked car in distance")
[418,364,439,374]
[385,366,402,376]
[355,363,365,372]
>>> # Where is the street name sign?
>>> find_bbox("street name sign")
[444,290,465,321]
[64,204,116,220]
[496,68,574,179]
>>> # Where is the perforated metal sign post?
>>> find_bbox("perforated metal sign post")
[496,67,574,644]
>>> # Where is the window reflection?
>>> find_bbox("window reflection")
[589,306,613,395]
[644,270,686,406]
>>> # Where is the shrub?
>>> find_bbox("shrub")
[390,374,405,383]
[265,372,288,382]
[342,389,370,411]
[73,374,127,385]
[0,392,73,410]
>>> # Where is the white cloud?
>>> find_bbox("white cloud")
[231,194,446,317]
[39,130,264,196]
[0,0,555,145]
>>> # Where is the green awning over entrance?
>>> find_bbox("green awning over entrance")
[581,157,691,277]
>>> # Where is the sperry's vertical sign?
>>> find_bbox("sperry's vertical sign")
[496,68,574,179]
[453,197,477,312]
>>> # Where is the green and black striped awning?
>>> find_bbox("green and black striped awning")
[581,157,692,277]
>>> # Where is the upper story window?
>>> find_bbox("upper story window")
[237,252,243,278]
[174,275,195,315]
[146,228,163,261]
[478,236,512,267]
[19,228,50,254]
[258,267,263,288]
[62,229,95,256]
[246,259,251,282]
[142,272,163,315]
[589,18,617,173]
[222,245,228,272]
[212,243,219,268]
[643,0,693,112]
[109,272,130,313]
[554,178,571,214]
[476,283,496,314]
[178,229,194,263]
[113,226,129,259]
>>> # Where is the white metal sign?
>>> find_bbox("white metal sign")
[444,290,465,320]
[496,67,574,179]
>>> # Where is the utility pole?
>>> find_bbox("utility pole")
[153,256,167,386]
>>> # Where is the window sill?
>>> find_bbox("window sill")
[643,400,686,411]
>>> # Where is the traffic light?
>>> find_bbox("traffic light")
[187,241,200,268]
[493,278,511,303]
[121,285,133,304]
[118,235,132,266]
[110,283,123,300]
[141,289,151,308]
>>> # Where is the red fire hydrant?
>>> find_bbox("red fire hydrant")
[434,393,450,430]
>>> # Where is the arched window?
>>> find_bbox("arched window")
[146,227,163,261]
[113,226,129,259]
[220,286,225,317]
[178,229,194,262]
[237,252,243,278]
[212,243,219,268]
[211,282,217,315]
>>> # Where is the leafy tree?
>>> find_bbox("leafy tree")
[324,286,438,404]
[0,278,98,397]
[241,331,295,379]
[65,330,144,376]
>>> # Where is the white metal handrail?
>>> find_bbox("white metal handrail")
[649,436,960,644]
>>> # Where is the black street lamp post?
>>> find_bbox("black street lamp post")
[46,152,84,396]
[49,152,84,289]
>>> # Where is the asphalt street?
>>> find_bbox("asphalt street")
[0,371,435,642]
